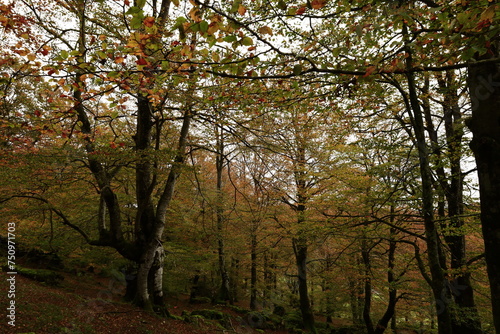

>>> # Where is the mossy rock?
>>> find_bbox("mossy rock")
[191,309,225,320]
[183,314,206,326]
[226,304,249,314]
[246,311,267,329]
[15,266,64,286]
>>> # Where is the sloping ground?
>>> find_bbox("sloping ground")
[1,268,294,334]
[1,270,226,334]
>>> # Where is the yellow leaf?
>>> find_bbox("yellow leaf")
[258,26,273,36]
[212,52,220,62]
[189,7,202,22]
[27,53,36,61]
[480,5,496,22]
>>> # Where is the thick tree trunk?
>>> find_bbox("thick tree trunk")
[293,239,316,334]
[467,51,500,332]
[150,244,165,306]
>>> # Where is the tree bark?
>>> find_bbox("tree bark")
[293,238,316,333]
[215,122,232,304]
[250,228,258,310]
[467,42,500,333]
[403,24,453,333]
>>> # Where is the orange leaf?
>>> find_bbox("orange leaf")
[238,4,246,15]
[296,6,306,15]
[144,16,155,27]
[363,65,376,77]
[311,0,327,9]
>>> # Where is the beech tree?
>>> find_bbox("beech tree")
[1,1,498,332]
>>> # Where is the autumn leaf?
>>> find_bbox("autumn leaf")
[258,26,273,36]
[311,0,327,9]
[136,58,148,65]
[189,7,202,22]
[296,6,306,15]
[238,4,247,16]
[143,16,155,27]
[363,65,376,77]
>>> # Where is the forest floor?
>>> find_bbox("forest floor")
[0,263,302,334]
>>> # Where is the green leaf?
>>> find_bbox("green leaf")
[223,35,237,43]
[191,22,200,32]
[293,64,302,75]
[136,0,146,8]
[241,37,253,46]
[200,20,209,33]
[277,0,287,10]
[230,0,242,13]
[60,50,69,60]
[125,6,142,15]
[130,14,144,29]
[171,16,187,30]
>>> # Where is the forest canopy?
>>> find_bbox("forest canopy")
[1,0,499,333]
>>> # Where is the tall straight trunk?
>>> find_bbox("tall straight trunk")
[361,239,375,334]
[215,123,232,303]
[438,72,482,334]
[293,237,316,333]
[467,39,500,332]
[250,228,258,310]
[348,274,363,327]
[374,225,398,334]
[291,133,316,333]
[423,72,483,334]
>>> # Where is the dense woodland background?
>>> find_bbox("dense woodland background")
[1,0,499,333]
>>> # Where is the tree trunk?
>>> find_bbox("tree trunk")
[215,123,232,304]
[374,226,398,334]
[149,244,165,306]
[423,71,483,334]
[467,45,500,332]
[293,238,316,333]
[361,239,375,334]
[402,24,453,333]
[250,229,258,310]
